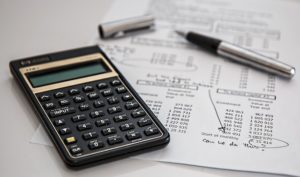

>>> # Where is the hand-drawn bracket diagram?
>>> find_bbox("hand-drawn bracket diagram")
[101,44,198,72]
[136,74,211,91]
[118,55,198,72]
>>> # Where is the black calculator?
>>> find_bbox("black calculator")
[10,46,169,167]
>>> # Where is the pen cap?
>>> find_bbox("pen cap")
[98,14,155,39]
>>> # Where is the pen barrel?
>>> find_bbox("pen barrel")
[217,42,296,78]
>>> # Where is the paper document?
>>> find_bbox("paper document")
[31,0,300,176]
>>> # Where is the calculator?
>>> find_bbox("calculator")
[10,46,170,167]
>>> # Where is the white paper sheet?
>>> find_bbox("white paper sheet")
[31,0,300,176]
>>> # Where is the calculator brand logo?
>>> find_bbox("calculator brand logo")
[20,60,31,66]
[20,57,50,66]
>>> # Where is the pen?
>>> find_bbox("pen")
[175,30,296,79]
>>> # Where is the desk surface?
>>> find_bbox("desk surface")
[0,0,282,176]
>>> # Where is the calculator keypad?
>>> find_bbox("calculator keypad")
[36,77,163,157]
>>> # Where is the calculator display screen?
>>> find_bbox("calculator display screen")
[28,61,109,87]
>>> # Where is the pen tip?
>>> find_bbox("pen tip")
[175,30,187,37]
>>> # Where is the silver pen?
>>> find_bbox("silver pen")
[175,30,296,79]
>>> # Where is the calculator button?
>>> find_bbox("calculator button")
[138,118,153,127]
[39,95,50,102]
[43,102,55,110]
[59,99,70,106]
[120,123,135,131]
[101,127,116,136]
[107,96,119,105]
[131,108,146,118]
[65,136,77,144]
[72,114,86,122]
[70,146,83,155]
[110,79,121,86]
[97,82,108,89]
[73,96,85,103]
[49,107,75,118]
[122,94,133,101]
[144,127,159,136]
[59,127,71,135]
[90,110,105,118]
[87,92,99,100]
[69,88,80,95]
[54,91,65,98]
[88,140,104,150]
[95,119,111,127]
[93,100,105,108]
[107,135,123,145]
[116,86,127,94]
[107,106,122,114]
[102,89,113,97]
[54,119,65,126]
[126,132,142,141]
[83,132,98,140]
[125,101,139,110]
[79,103,90,111]
[83,85,94,92]
[77,123,92,131]
[113,114,128,122]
